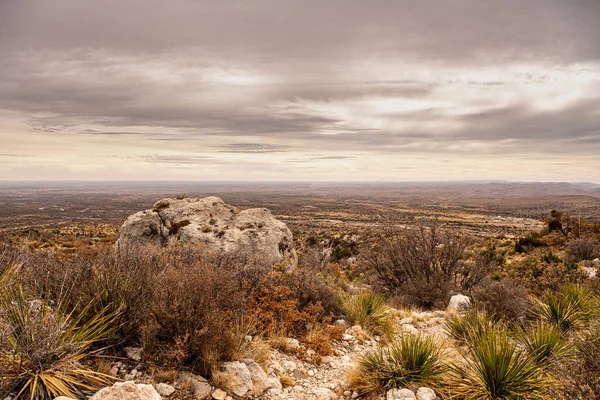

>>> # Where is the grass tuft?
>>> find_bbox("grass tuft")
[341,291,395,339]
[351,334,447,396]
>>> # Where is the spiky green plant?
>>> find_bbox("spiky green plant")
[0,286,120,400]
[351,334,447,396]
[341,291,395,339]
[443,310,497,345]
[448,326,552,399]
[535,284,595,332]
[514,322,572,365]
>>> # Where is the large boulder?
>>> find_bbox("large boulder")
[90,381,161,400]
[116,196,297,268]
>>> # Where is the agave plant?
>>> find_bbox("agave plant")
[535,284,595,332]
[352,334,447,396]
[443,310,497,345]
[341,291,395,339]
[0,285,120,400]
[448,326,552,399]
[514,322,572,365]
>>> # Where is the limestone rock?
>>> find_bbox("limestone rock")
[124,347,143,361]
[117,197,297,268]
[211,389,227,400]
[244,360,271,395]
[313,387,337,400]
[156,383,175,397]
[387,388,417,400]
[90,381,161,400]
[178,372,211,400]
[416,387,437,400]
[447,294,472,313]
[218,360,267,398]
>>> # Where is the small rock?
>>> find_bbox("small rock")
[268,377,283,390]
[212,389,227,400]
[124,347,143,361]
[313,387,337,400]
[343,334,354,341]
[286,338,301,350]
[292,369,309,380]
[90,381,160,400]
[447,294,472,314]
[156,383,175,397]
[178,372,211,400]
[335,319,348,327]
[416,387,437,400]
[387,388,417,400]
[54,397,77,400]
[402,324,418,335]
[399,317,414,325]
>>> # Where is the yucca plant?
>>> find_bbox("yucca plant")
[0,285,120,400]
[351,334,447,396]
[341,291,395,339]
[448,326,552,399]
[443,310,497,345]
[535,284,595,332]
[514,322,572,365]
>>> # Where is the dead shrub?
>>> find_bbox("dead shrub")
[565,238,600,263]
[473,279,533,323]
[364,224,493,309]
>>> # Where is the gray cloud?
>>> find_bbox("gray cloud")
[0,0,599,180]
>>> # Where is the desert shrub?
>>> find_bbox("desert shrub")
[472,279,532,323]
[535,284,596,332]
[351,334,447,396]
[340,292,395,339]
[0,286,119,399]
[364,224,492,309]
[448,326,552,399]
[565,237,600,262]
[244,265,335,340]
[514,322,572,365]
[443,310,497,345]
[514,232,545,253]
[140,253,247,376]
[510,253,586,296]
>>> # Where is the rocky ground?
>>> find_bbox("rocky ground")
[84,303,459,400]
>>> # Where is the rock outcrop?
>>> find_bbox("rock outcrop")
[117,196,297,268]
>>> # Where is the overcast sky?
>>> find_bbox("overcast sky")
[0,0,599,181]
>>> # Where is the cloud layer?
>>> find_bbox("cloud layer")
[0,0,599,181]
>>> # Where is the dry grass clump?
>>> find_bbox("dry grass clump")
[350,334,447,397]
[340,291,395,340]
[443,310,497,345]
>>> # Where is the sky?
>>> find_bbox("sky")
[0,0,599,182]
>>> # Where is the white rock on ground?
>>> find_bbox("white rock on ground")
[416,387,437,400]
[116,196,297,268]
[155,383,175,397]
[178,372,212,400]
[211,389,227,400]
[387,388,417,400]
[446,294,472,313]
[124,347,143,361]
[218,359,271,398]
[90,381,161,400]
